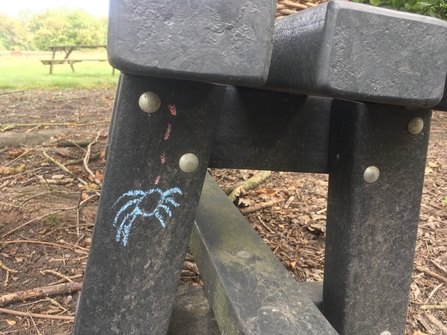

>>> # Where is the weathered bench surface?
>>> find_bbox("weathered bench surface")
[72,1,447,335]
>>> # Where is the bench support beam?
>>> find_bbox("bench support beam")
[191,173,338,335]
[73,74,225,335]
[323,100,431,335]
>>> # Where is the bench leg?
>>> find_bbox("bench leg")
[69,60,75,73]
[72,73,225,335]
[323,100,431,335]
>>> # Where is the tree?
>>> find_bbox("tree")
[0,14,33,50]
[24,8,107,50]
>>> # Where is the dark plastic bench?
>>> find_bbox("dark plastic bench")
[72,1,447,334]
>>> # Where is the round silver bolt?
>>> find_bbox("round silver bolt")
[236,251,251,259]
[363,166,380,184]
[179,153,199,173]
[139,92,161,114]
[408,117,424,135]
[380,331,392,335]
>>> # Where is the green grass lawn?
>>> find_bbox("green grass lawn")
[0,55,119,91]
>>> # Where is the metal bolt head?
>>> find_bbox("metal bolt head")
[139,92,161,114]
[408,117,424,135]
[363,166,380,183]
[179,153,199,173]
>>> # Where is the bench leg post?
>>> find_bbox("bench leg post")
[323,100,431,335]
[72,73,225,335]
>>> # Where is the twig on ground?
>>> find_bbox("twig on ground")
[1,206,78,238]
[257,215,274,234]
[0,282,82,307]
[83,132,102,186]
[425,283,443,304]
[0,307,74,321]
[420,304,447,310]
[0,260,18,273]
[55,139,93,148]
[76,193,99,236]
[426,314,447,334]
[4,270,10,287]
[0,90,24,96]
[430,260,447,276]
[226,171,272,201]
[28,312,42,335]
[65,153,100,166]
[0,120,109,132]
[4,149,34,168]
[20,191,50,205]
[40,270,73,283]
[416,266,447,285]
[1,239,89,252]
[0,167,44,182]
[49,274,83,286]
[239,201,276,215]
[42,151,88,186]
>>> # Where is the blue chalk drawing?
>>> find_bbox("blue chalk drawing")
[112,187,183,246]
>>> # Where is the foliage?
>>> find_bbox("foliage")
[0,14,33,50]
[443,196,447,205]
[0,8,107,51]
[353,0,447,20]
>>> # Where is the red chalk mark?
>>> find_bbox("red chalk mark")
[164,124,172,140]
[154,176,160,185]
[160,152,166,164]
[168,104,177,116]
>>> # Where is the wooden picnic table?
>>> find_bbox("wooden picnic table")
[41,45,114,75]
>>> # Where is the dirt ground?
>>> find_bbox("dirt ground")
[0,89,446,335]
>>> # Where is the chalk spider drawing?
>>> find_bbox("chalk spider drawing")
[112,187,183,246]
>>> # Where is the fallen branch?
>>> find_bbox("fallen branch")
[415,266,447,285]
[225,171,272,195]
[0,281,82,307]
[55,139,93,148]
[40,270,73,283]
[4,148,34,168]
[65,153,100,166]
[0,90,25,96]
[430,260,447,276]
[1,206,77,238]
[426,314,447,334]
[49,274,83,286]
[1,239,89,252]
[420,304,447,310]
[0,307,74,321]
[42,151,88,186]
[0,120,109,132]
[239,201,276,215]
[0,260,18,273]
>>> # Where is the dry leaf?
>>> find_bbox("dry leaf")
[82,183,99,191]
[424,167,433,175]
[95,170,104,181]
[100,151,106,160]
[6,319,16,326]
[8,148,25,157]
[0,164,25,175]
[290,261,297,270]
[81,193,89,201]
[427,161,439,168]
[256,188,277,195]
